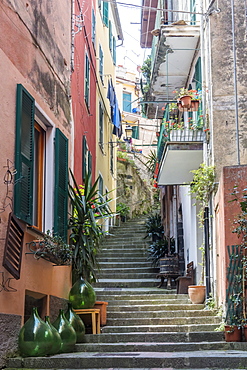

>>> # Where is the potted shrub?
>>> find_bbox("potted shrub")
[144,213,164,242]
[116,202,130,222]
[68,170,113,283]
[173,88,201,110]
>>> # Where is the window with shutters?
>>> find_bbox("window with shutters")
[132,126,139,140]
[99,102,104,148]
[109,21,113,52]
[82,135,88,181]
[85,53,90,108]
[123,92,132,112]
[102,1,109,26]
[112,36,116,65]
[14,84,68,240]
[99,44,104,84]
[98,174,104,196]
[92,8,96,47]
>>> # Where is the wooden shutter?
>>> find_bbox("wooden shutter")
[82,135,87,180]
[132,126,139,139]
[99,45,104,82]
[102,1,109,26]
[54,128,68,240]
[92,9,96,46]
[109,21,112,51]
[113,37,116,65]
[14,84,34,225]
[3,213,24,279]
[85,54,90,107]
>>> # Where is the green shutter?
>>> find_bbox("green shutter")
[109,21,112,51]
[99,45,104,82]
[14,84,34,225]
[82,135,87,180]
[195,57,202,91]
[54,128,68,240]
[99,103,104,144]
[132,126,139,139]
[85,54,90,107]
[92,9,96,45]
[88,151,92,176]
[113,37,116,65]
[103,1,109,26]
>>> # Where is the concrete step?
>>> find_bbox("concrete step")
[107,309,218,318]
[105,304,205,312]
[99,251,148,258]
[7,349,247,369]
[104,298,191,305]
[105,316,221,326]
[96,293,183,300]
[99,267,156,273]
[98,255,151,266]
[75,341,239,353]
[93,280,159,288]
[79,331,225,343]
[98,262,154,268]
[101,323,221,333]
[99,272,156,279]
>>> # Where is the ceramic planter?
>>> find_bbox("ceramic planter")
[225,325,242,342]
[188,285,206,304]
[179,95,192,108]
[177,100,200,112]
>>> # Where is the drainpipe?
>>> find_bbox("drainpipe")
[204,206,211,298]
[231,0,240,165]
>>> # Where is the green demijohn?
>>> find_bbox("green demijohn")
[18,307,54,357]
[52,309,76,353]
[69,276,96,309]
[65,302,85,343]
[44,316,62,354]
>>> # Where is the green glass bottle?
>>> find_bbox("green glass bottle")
[69,276,96,309]
[52,309,76,353]
[18,307,53,357]
[44,316,62,355]
[65,302,85,343]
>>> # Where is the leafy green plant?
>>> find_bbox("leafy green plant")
[116,202,130,220]
[144,213,164,241]
[148,237,175,267]
[189,163,215,226]
[36,230,74,265]
[143,150,157,177]
[68,170,112,282]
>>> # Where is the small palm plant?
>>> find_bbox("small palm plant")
[68,170,112,283]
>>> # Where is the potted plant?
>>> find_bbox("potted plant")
[68,170,112,283]
[173,88,201,110]
[28,230,74,265]
[116,202,130,222]
[144,213,164,242]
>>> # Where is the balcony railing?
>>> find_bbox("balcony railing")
[167,128,204,142]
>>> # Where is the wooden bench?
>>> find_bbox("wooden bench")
[176,261,194,294]
[74,308,101,334]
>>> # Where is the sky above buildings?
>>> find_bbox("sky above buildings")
[116,0,149,72]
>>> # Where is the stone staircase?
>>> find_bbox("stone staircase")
[6,216,247,369]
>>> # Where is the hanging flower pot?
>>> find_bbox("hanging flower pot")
[179,95,192,108]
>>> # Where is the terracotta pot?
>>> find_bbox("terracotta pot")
[94,301,108,326]
[188,285,206,304]
[243,325,247,341]
[177,100,200,112]
[225,325,242,342]
[179,95,192,108]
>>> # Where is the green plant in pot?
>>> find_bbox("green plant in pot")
[147,237,175,267]
[116,202,130,222]
[34,230,74,265]
[144,213,164,242]
[68,170,112,283]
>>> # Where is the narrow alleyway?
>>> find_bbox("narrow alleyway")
[6,217,247,369]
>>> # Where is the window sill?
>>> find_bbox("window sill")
[26,225,45,239]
